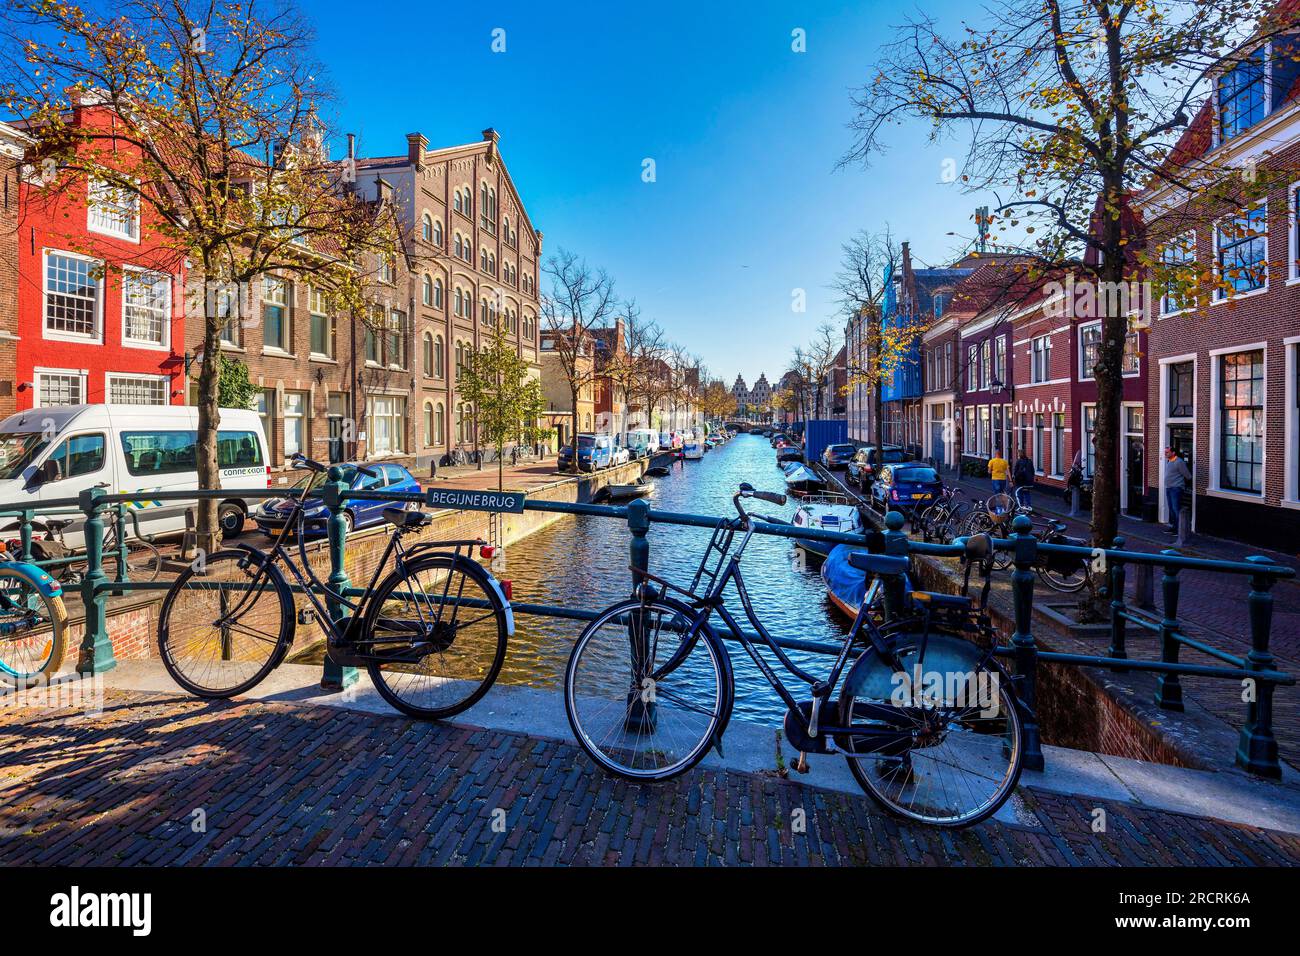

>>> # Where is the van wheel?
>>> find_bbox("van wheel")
[218,503,245,540]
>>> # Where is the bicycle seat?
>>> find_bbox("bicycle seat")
[382,507,433,530]
[846,552,909,576]
[43,519,73,533]
[908,590,972,610]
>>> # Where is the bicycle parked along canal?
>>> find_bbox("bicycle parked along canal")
[157,454,512,719]
[564,482,1025,828]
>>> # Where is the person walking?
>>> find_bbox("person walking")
[1013,448,1035,508]
[988,448,1010,496]
[1163,447,1191,534]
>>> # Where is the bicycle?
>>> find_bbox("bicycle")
[1,495,161,586]
[563,482,1025,828]
[0,546,68,686]
[156,454,513,719]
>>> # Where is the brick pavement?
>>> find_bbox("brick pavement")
[0,689,1296,866]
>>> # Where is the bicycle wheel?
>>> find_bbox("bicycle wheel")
[839,634,1023,828]
[157,550,293,698]
[121,539,161,582]
[565,598,728,781]
[360,554,509,720]
[1038,561,1090,593]
[0,567,67,685]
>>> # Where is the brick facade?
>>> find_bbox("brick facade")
[0,122,29,420]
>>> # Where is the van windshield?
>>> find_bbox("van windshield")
[0,433,49,481]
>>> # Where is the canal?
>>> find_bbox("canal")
[497,432,851,724]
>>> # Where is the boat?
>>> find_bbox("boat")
[776,446,804,464]
[606,479,655,500]
[821,544,868,618]
[791,495,864,561]
[644,465,670,478]
[783,464,826,495]
[683,440,704,460]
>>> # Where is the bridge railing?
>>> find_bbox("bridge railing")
[28,476,1296,779]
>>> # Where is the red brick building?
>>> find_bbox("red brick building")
[1136,29,1300,544]
[14,105,186,412]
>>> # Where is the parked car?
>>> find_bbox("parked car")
[820,443,857,470]
[254,462,420,536]
[611,444,631,467]
[846,444,909,491]
[557,445,575,471]
[624,428,659,459]
[0,403,269,545]
[576,433,615,471]
[869,464,944,515]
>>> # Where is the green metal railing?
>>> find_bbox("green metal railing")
[28,473,1296,779]
[1,501,136,586]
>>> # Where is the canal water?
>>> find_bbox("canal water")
[497,432,852,725]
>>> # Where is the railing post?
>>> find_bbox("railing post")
[19,508,33,562]
[1107,536,1128,671]
[880,511,910,622]
[76,486,116,674]
[628,498,650,595]
[1009,514,1043,771]
[625,498,654,732]
[320,466,358,691]
[111,502,129,595]
[1153,550,1184,711]
[1236,556,1281,779]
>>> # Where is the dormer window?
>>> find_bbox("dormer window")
[1218,49,1268,141]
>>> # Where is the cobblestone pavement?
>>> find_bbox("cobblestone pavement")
[0,690,1296,866]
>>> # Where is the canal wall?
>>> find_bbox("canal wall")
[60,456,655,669]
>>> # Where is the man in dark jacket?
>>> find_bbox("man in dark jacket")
[1013,448,1036,508]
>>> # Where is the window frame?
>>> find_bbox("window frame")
[121,266,172,350]
[43,249,103,344]
[106,372,170,405]
[1214,204,1268,300]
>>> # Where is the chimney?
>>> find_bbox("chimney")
[482,127,499,164]
[406,132,427,171]
[347,133,356,161]
[375,177,393,206]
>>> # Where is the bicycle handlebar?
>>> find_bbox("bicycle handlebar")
[291,453,379,479]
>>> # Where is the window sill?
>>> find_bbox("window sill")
[309,354,337,364]
[1211,286,1268,306]
[87,224,139,244]
[1205,487,1265,504]
[262,348,296,360]
[218,343,245,353]
[122,339,170,352]
[43,330,103,346]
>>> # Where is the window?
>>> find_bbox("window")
[378,254,395,284]
[122,269,170,347]
[1160,233,1196,314]
[1168,360,1194,418]
[434,335,445,378]
[978,406,991,456]
[992,337,1005,387]
[980,340,991,390]
[433,219,443,246]
[108,374,168,405]
[1052,413,1066,476]
[1217,49,1267,141]
[422,274,434,307]
[1034,414,1045,472]
[1083,405,1097,478]
[992,405,1004,455]
[262,276,290,351]
[388,310,407,368]
[1080,324,1102,378]
[44,252,100,339]
[308,286,334,358]
[368,396,406,455]
[217,431,264,468]
[47,433,106,480]
[36,370,85,407]
[423,332,434,376]
[217,284,240,346]
[435,403,445,446]
[422,212,434,242]
[87,178,138,240]
[1031,335,1051,383]
[120,430,196,476]
[283,391,307,459]
[1219,349,1264,493]
[1216,205,1267,296]
[432,277,444,309]
[424,402,435,446]
[966,344,978,390]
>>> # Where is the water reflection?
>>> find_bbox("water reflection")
[498,433,850,724]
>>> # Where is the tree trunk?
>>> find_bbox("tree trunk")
[195,309,223,557]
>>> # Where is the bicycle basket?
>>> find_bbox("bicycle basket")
[986,493,1015,524]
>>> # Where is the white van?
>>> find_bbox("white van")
[0,404,270,546]
[624,428,659,459]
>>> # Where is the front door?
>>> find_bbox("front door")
[1125,436,1145,516]
[930,420,947,468]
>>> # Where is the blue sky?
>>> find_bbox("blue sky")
[305,0,985,385]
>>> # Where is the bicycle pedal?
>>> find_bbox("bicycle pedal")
[297,608,315,625]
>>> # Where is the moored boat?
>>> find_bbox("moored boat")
[791,495,863,560]
[820,543,868,618]
[606,479,655,500]
[644,465,670,478]
[783,464,825,495]
[683,440,704,460]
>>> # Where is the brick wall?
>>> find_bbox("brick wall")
[0,135,20,420]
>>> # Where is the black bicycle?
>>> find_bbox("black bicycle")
[564,482,1025,828]
[157,454,512,719]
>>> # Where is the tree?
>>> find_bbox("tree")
[541,249,619,438]
[841,0,1299,548]
[216,354,257,410]
[698,379,737,421]
[458,323,550,490]
[3,0,393,551]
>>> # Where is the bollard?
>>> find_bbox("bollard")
[1107,537,1128,670]
[19,508,33,562]
[320,466,358,691]
[1175,499,1191,548]
[76,486,117,674]
[1068,486,1080,517]
[624,498,654,732]
[1132,563,1155,610]
[1236,556,1281,778]
[1154,550,1184,711]
[1009,514,1044,771]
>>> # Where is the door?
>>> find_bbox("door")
[930,421,947,468]
[1125,436,1145,516]
[36,432,110,547]
[1166,423,1194,527]
[327,393,347,463]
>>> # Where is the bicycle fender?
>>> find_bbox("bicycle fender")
[0,561,62,599]
[472,562,515,636]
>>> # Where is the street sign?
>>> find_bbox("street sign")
[424,488,527,514]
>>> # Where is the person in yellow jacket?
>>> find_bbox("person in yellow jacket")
[988,450,1010,495]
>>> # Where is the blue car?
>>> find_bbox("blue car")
[870,464,944,516]
[557,445,575,471]
[254,462,421,536]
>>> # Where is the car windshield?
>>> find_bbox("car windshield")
[830,445,853,454]
[895,467,938,483]
[577,436,596,448]
[0,432,50,481]
[882,450,906,462]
